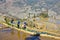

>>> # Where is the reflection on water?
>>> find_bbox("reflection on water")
[11,28,14,35]
[17,31,20,40]
[1,28,11,32]
[0,27,60,40]
[0,27,33,40]
[25,33,40,40]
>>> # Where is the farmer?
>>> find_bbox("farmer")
[17,20,20,28]
[11,18,14,26]
[23,21,27,29]
[4,16,7,23]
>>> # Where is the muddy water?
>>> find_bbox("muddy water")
[0,27,60,40]
[0,28,30,40]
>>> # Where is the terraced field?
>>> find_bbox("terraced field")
[0,16,60,40]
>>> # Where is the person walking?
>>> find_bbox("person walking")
[23,21,27,29]
[11,18,14,27]
[17,20,20,28]
[4,16,7,23]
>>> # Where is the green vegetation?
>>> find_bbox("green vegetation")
[40,13,49,18]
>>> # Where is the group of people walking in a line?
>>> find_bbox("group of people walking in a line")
[4,16,41,40]
[4,17,27,29]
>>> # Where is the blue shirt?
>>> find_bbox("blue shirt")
[17,21,20,25]
[24,22,27,25]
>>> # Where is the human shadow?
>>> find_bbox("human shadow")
[25,33,41,40]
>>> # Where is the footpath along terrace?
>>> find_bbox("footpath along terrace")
[0,15,60,40]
